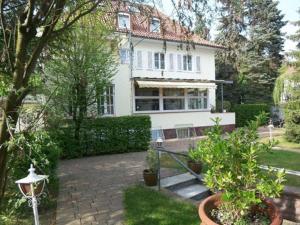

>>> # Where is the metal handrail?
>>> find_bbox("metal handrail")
[155,146,203,191]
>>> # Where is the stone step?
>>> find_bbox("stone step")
[161,173,198,188]
[174,184,210,201]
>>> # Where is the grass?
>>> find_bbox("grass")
[259,136,300,150]
[124,185,199,225]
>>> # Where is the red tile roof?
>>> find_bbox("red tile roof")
[108,1,225,49]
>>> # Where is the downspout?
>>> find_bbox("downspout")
[129,30,134,115]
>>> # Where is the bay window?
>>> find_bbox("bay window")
[134,86,209,112]
[135,87,159,111]
[187,89,207,110]
[163,89,185,110]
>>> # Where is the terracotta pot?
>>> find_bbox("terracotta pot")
[143,169,157,186]
[198,193,283,225]
[188,160,202,174]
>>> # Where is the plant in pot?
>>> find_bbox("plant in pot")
[195,115,285,225]
[187,147,203,174]
[143,148,158,186]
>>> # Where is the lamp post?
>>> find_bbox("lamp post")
[16,164,48,225]
[156,137,163,191]
[268,119,274,140]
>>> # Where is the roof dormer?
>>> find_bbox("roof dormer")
[118,12,130,29]
[150,18,160,33]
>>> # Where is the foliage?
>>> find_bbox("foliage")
[146,148,158,172]
[52,116,151,159]
[43,13,117,141]
[233,104,269,127]
[124,185,199,225]
[188,148,202,163]
[216,0,286,105]
[194,116,285,224]
[1,130,60,216]
[216,100,232,112]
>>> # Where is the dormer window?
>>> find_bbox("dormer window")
[150,18,160,32]
[118,13,130,29]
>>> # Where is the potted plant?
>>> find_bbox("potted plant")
[187,147,202,174]
[194,115,285,225]
[143,148,158,186]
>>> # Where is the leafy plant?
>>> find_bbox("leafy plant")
[146,148,158,173]
[195,115,285,224]
[188,147,202,163]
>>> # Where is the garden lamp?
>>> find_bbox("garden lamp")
[156,137,163,148]
[268,119,274,140]
[16,164,48,225]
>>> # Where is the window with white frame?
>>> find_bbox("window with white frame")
[187,89,208,110]
[150,18,160,32]
[98,85,114,115]
[154,52,165,70]
[118,13,130,29]
[163,88,185,110]
[120,49,130,64]
[135,87,160,111]
[183,55,192,71]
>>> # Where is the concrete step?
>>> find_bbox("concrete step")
[161,173,197,188]
[174,184,210,201]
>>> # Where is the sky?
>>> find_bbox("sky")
[158,0,300,53]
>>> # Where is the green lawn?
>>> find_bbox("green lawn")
[259,136,300,151]
[124,185,199,225]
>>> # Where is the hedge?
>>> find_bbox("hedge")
[53,115,151,159]
[233,104,269,127]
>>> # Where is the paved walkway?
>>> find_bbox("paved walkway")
[56,152,147,225]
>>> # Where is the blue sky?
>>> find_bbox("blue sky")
[159,0,300,52]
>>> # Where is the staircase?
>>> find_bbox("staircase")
[160,172,211,201]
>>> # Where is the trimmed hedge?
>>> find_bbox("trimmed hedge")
[233,104,269,127]
[53,115,151,159]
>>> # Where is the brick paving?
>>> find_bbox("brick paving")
[56,152,147,225]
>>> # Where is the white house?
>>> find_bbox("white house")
[100,2,235,140]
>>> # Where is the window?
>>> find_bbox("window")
[150,18,160,32]
[169,53,174,71]
[154,53,165,69]
[120,49,130,64]
[163,89,185,110]
[187,89,208,110]
[118,13,130,29]
[98,85,114,115]
[135,87,160,111]
[183,55,192,71]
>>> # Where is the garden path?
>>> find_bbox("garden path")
[56,152,146,225]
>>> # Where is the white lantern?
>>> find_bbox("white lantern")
[16,164,48,225]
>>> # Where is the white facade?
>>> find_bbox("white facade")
[109,34,235,138]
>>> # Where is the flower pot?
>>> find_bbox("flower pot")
[143,169,157,186]
[188,160,202,174]
[198,193,283,225]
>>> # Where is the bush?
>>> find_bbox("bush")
[216,100,232,112]
[53,115,151,159]
[233,104,269,127]
[2,130,61,216]
[194,116,285,224]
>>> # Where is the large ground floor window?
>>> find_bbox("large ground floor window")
[134,86,209,112]
[98,85,115,116]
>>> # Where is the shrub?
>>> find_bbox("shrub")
[53,115,151,159]
[3,130,61,214]
[146,148,158,172]
[233,104,269,127]
[216,100,232,112]
[194,115,285,224]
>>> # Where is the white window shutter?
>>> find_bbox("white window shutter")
[196,56,201,72]
[169,53,174,71]
[148,51,152,69]
[136,50,143,69]
[177,54,182,71]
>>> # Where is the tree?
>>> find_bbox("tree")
[242,0,286,103]
[44,15,117,142]
[215,0,247,104]
[273,8,300,142]
[0,0,112,201]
